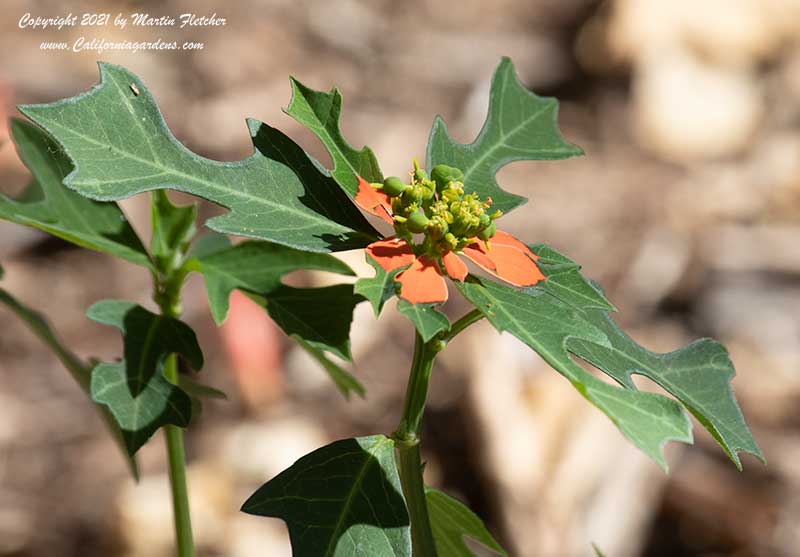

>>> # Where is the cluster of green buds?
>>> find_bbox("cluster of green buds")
[373,160,502,256]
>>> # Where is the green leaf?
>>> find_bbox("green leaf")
[2,119,151,267]
[91,361,191,456]
[86,300,203,396]
[457,243,762,469]
[242,435,411,557]
[150,190,197,270]
[456,276,693,469]
[427,57,583,214]
[531,243,616,312]
[0,277,138,477]
[425,487,506,557]
[292,335,365,400]
[286,77,383,196]
[397,300,450,343]
[355,251,405,317]
[19,63,379,253]
[188,240,355,324]
[254,284,362,361]
[567,309,762,470]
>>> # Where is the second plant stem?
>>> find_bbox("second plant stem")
[158,272,195,557]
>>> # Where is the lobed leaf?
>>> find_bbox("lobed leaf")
[19,63,379,253]
[242,435,411,557]
[87,300,203,396]
[3,119,151,267]
[355,251,405,317]
[252,284,362,361]
[397,300,450,343]
[425,487,507,557]
[91,361,191,456]
[427,57,583,214]
[188,238,355,324]
[286,77,383,196]
[456,243,762,469]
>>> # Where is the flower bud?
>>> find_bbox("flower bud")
[431,165,464,191]
[478,220,496,241]
[383,176,408,197]
[407,209,430,233]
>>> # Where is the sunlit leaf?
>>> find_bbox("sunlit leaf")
[427,57,582,213]
[456,244,762,469]
[286,77,383,196]
[19,63,379,253]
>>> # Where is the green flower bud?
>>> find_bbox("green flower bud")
[479,212,491,228]
[431,164,464,191]
[414,168,428,183]
[478,220,497,241]
[443,233,458,251]
[383,176,408,197]
[407,209,430,233]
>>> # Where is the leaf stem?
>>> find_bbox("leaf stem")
[441,308,485,343]
[393,333,438,556]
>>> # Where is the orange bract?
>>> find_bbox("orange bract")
[396,256,449,304]
[355,177,393,224]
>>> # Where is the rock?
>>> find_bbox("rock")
[633,46,763,161]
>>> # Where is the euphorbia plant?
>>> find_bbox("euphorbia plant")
[2,57,763,556]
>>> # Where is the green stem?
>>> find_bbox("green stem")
[393,333,438,556]
[155,244,194,557]
[441,308,484,343]
[162,353,195,557]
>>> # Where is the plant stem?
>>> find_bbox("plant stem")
[162,353,195,557]
[157,260,194,557]
[393,333,438,556]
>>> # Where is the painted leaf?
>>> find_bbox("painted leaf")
[292,335,365,400]
[425,487,506,557]
[150,190,197,270]
[254,284,362,361]
[188,239,355,324]
[2,118,150,267]
[242,435,411,557]
[1,268,138,476]
[86,300,203,396]
[457,244,762,469]
[355,251,405,316]
[286,77,383,196]
[397,300,450,343]
[18,63,379,253]
[91,361,191,456]
[427,57,583,214]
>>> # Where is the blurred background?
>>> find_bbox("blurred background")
[1,0,799,555]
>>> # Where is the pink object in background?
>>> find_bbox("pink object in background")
[219,290,283,406]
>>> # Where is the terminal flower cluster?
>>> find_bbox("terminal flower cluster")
[355,161,545,304]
